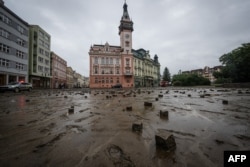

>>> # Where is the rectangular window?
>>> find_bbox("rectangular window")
[94,67,98,74]
[110,58,113,64]
[39,30,44,37]
[44,43,50,49]
[17,38,25,46]
[116,58,119,64]
[45,67,49,73]
[125,41,130,47]
[17,25,24,34]
[0,43,10,53]
[45,59,49,65]
[101,57,105,64]
[94,57,98,64]
[0,58,9,67]
[39,48,44,55]
[39,39,44,46]
[116,68,119,74]
[126,59,130,66]
[38,65,43,72]
[45,51,50,57]
[0,28,10,38]
[16,62,24,70]
[44,35,49,41]
[38,56,44,63]
[0,13,12,24]
[16,50,24,59]
[106,57,109,64]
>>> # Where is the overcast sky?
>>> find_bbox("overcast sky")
[4,0,250,76]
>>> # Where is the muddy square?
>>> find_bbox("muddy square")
[0,87,249,167]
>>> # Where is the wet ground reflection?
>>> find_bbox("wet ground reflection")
[0,87,249,167]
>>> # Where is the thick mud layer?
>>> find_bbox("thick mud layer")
[0,87,249,166]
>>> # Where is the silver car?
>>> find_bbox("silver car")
[0,82,33,93]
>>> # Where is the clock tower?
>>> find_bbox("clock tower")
[119,1,133,54]
[119,1,134,87]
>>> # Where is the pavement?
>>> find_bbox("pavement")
[0,87,249,167]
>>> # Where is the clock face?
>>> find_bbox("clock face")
[125,34,129,39]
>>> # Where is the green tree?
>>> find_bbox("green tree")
[218,43,250,82]
[162,67,171,82]
[172,73,210,86]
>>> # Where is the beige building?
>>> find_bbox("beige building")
[66,66,74,88]
[182,65,223,83]
[29,25,51,88]
[133,49,160,87]
[50,51,67,89]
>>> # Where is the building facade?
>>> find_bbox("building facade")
[133,49,160,87]
[89,2,134,88]
[66,66,74,88]
[50,51,67,89]
[29,25,51,88]
[0,0,29,85]
[182,65,223,83]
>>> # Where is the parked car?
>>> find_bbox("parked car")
[0,82,33,93]
[111,83,122,88]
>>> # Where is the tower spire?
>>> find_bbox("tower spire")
[122,0,129,20]
[119,1,133,34]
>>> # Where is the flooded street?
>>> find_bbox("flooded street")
[0,87,250,167]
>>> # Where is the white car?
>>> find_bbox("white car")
[0,82,33,93]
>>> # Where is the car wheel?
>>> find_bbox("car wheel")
[14,88,19,93]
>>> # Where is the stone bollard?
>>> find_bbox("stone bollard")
[155,131,176,151]
[126,106,132,111]
[132,122,143,132]
[155,98,159,101]
[188,94,191,97]
[68,107,74,114]
[144,102,153,107]
[160,110,168,119]
[64,96,68,98]
[238,90,243,94]
[222,100,228,105]
[200,95,205,98]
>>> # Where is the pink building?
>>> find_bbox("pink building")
[50,52,67,88]
[89,2,134,88]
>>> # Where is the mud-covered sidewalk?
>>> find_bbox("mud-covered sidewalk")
[0,87,249,167]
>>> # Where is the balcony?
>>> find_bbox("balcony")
[124,72,133,76]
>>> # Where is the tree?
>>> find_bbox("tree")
[162,67,171,82]
[218,43,250,82]
[172,73,210,86]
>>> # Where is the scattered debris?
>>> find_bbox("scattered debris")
[126,106,132,111]
[132,122,143,132]
[144,102,152,107]
[155,131,176,151]
[222,100,228,105]
[160,110,169,119]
